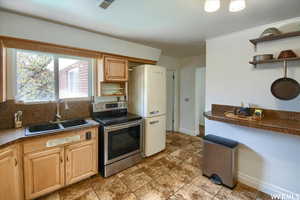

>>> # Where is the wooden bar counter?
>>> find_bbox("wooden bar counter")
[204,104,300,137]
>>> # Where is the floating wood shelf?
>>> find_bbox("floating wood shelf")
[250,31,300,46]
[249,57,300,66]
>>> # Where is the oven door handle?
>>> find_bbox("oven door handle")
[104,120,143,132]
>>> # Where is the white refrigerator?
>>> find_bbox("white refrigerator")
[129,65,166,157]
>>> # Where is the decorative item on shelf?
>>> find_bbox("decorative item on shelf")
[277,50,298,59]
[234,107,251,117]
[259,27,281,38]
[14,111,23,128]
[253,109,263,120]
[249,29,300,50]
[271,61,300,100]
[253,54,273,62]
[224,111,258,121]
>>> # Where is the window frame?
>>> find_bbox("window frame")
[12,49,93,104]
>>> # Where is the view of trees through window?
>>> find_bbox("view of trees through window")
[15,50,90,103]
[16,51,55,102]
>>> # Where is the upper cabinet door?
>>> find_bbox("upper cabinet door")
[104,56,128,82]
[0,145,23,200]
[0,41,6,103]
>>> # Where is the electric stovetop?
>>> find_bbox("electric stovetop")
[93,109,142,126]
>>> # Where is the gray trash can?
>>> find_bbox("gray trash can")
[203,134,238,188]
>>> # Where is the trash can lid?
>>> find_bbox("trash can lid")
[204,134,239,148]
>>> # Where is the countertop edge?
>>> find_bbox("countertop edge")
[204,111,300,137]
[0,119,100,148]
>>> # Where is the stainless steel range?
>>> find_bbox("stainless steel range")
[92,101,144,177]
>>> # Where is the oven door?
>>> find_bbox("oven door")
[104,120,143,165]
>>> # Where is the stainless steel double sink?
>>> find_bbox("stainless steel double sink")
[26,119,88,136]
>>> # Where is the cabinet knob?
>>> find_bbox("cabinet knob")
[14,158,18,166]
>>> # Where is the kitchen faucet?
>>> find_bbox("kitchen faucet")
[52,99,63,123]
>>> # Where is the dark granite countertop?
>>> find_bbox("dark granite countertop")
[204,111,300,137]
[0,119,99,147]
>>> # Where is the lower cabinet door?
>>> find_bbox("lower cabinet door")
[24,147,65,200]
[65,140,97,185]
[0,145,23,200]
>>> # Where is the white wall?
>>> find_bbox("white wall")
[0,10,161,61]
[179,56,205,135]
[206,17,300,196]
[157,55,180,70]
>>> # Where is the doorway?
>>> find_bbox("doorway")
[166,70,176,131]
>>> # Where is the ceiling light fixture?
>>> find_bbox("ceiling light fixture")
[229,0,246,12]
[204,0,220,13]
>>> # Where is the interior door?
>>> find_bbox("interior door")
[145,66,166,117]
[24,147,65,199]
[65,140,97,185]
[166,70,175,131]
[144,115,166,157]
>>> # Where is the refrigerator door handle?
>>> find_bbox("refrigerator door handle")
[150,110,159,115]
[149,120,159,125]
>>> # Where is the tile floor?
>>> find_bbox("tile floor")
[39,132,271,200]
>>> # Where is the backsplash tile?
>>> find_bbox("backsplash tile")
[0,100,92,129]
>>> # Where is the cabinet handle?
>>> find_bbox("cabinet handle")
[60,156,63,163]
[66,156,69,162]
[14,158,18,166]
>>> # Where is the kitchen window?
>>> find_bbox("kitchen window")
[13,49,92,103]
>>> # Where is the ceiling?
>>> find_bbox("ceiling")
[0,0,300,57]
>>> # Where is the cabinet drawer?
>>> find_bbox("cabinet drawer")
[23,128,97,154]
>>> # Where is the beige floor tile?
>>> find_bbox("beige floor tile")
[134,181,170,200]
[38,192,60,200]
[170,184,214,200]
[120,168,153,192]
[116,165,140,178]
[155,173,185,194]
[170,149,194,161]
[92,176,131,200]
[169,163,202,184]
[59,179,92,200]
[122,193,139,200]
[186,155,202,169]
[191,176,222,196]
[73,190,99,200]
[214,186,240,200]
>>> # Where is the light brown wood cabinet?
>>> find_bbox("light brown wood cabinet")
[23,127,98,200]
[24,147,65,199]
[0,144,23,200]
[65,140,97,185]
[104,56,128,82]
